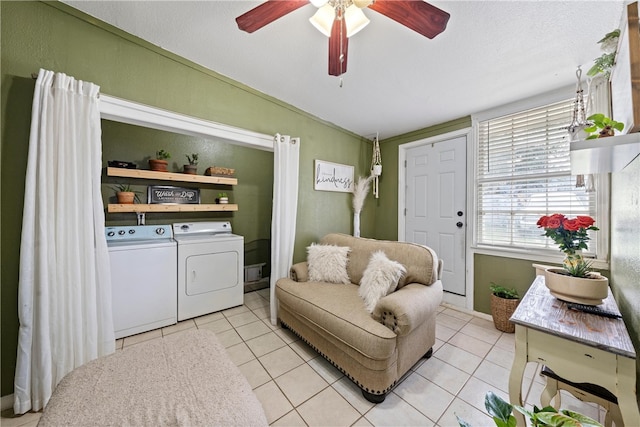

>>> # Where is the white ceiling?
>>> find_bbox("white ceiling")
[63,0,625,139]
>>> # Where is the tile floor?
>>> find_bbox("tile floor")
[2,289,606,427]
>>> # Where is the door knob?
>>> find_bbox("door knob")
[457,211,464,217]
[456,221,464,228]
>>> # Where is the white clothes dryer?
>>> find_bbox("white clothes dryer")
[173,221,244,321]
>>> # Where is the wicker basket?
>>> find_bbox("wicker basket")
[490,294,520,333]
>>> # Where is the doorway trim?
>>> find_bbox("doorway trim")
[99,94,274,151]
[397,127,474,310]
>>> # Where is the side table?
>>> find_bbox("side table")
[508,275,639,426]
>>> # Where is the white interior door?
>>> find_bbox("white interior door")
[404,136,467,295]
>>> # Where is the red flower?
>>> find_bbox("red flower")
[546,216,562,229]
[536,216,549,227]
[562,219,580,231]
[575,216,595,228]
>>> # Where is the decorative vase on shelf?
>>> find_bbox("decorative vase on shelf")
[544,267,608,305]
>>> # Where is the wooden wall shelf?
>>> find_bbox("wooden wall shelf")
[108,203,238,213]
[107,167,237,185]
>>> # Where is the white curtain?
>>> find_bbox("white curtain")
[14,69,114,414]
[270,134,300,325]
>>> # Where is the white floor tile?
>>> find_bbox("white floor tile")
[433,343,483,374]
[394,372,454,422]
[259,345,305,378]
[331,376,375,415]
[364,392,435,427]
[297,387,362,427]
[416,356,470,395]
[439,397,493,427]
[448,331,493,358]
[275,363,329,407]
[253,380,294,424]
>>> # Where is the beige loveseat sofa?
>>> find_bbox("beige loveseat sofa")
[275,233,443,403]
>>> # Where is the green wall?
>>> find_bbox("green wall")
[1,1,373,397]
[610,155,640,380]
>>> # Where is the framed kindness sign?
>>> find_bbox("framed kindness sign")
[314,160,354,193]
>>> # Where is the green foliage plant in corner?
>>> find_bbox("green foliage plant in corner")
[457,391,602,427]
[490,283,519,299]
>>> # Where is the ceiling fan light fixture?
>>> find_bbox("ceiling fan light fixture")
[309,0,328,7]
[309,4,335,37]
[344,4,370,37]
[353,0,373,8]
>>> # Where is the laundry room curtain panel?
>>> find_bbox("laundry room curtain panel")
[14,69,115,414]
[270,134,300,325]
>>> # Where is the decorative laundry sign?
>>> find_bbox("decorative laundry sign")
[148,186,200,204]
[314,160,354,193]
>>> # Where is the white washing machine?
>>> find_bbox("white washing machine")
[106,224,177,339]
[173,221,244,321]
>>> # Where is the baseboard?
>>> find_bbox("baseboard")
[1,393,13,411]
[441,301,493,322]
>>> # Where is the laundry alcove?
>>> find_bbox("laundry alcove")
[100,95,275,285]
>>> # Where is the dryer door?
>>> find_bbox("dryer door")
[186,250,239,295]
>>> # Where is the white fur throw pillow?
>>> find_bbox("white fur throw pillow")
[359,251,406,313]
[307,243,351,284]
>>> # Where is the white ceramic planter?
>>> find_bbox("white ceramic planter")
[544,267,609,305]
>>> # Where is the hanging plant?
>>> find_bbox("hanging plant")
[587,29,620,78]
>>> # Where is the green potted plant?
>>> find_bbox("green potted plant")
[217,192,228,204]
[112,183,141,204]
[149,149,171,172]
[184,153,199,175]
[457,391,602,427]
[584,114,624,139]
[489,283,519,333]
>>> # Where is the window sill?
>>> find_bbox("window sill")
[471,246,610,271]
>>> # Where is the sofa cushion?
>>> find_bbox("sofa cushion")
[307,243,351,284]
[276,280,397,360]
[321,234,437,288]
[359,251,406,313]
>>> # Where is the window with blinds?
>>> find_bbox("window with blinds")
[476,98,599,255]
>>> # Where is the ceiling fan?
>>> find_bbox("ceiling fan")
[236,0,450,77]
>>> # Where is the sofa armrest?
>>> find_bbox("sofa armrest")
[289,262,309,282]
[373,281,443,336]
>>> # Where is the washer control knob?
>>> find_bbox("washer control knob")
[156,228,165,235]
[118,230,126,235]
[107,231,115,237]
[181,225,189,231]
[128,229,135,234]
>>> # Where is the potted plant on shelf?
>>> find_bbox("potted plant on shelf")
[112,183,141,204]
[584,114,624,139]
[537,214,608,305]
[489,283,519,333]
[149,149,171,172]
[217,192,229,204]
[184,153,198,175]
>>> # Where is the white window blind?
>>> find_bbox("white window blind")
[476,98,600,255]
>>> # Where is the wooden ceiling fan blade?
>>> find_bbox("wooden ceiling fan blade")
[368,0,450,39]
[236,0,308,33]
[328,16,348,76]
